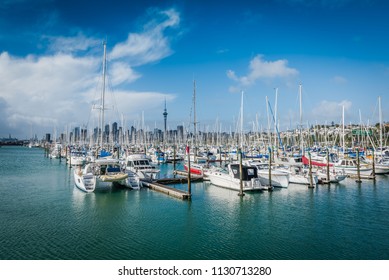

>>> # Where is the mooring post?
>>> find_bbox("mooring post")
[372,149,376,181]
[308,151,314,188]
[65,145,68,165]
[268,147,272,188]
[356,148,362,183]
[326,149,330,184]
[219,146,222,166]
[186,145,191,198]
[238,147,245,197]
[173,144,176,177]
[69,146,72,168]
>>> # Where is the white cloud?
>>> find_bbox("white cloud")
[0,8,180,138]
[0,51,98,130]
[109,62,141,86]
[332,75,348,84]
[311,99,352,120]
[227,55,298,90]
[217,48,229,54]
[46,32,101,54]
[110,8,180,65]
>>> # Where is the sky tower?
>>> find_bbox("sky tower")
[163,99,168,138]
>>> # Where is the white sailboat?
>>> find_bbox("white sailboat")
[85,158,128,189]
[283,164,319,185]
[74,166,96,193]
[73,41,127,192]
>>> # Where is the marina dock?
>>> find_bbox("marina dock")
[142,181,191,200]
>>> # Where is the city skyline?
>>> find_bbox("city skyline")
[1,0,388,139]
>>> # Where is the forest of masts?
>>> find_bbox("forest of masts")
[43,121,388,154]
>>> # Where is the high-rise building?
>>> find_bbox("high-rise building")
[112,122,118,142]
[74,127,80,142]
[105,124,110,142]
[177,125,184,142]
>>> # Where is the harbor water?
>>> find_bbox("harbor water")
[1,146,389,260]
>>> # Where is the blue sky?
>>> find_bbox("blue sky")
[0,0,388,139]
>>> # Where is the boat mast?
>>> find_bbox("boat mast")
[193,80,197,161]
[379,96,383,153]
[240,90,244,149]
[342,105,345,155]
[193,80,197,143]
[299,84,304,155]
[266,96,271,150]
[274,88,278,149]
[100,40,107,147]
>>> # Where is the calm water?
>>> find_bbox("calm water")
[1,146,389,260]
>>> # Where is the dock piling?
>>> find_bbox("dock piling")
[238,147,245,197]
[356,148,362,183]
[186,145,191,199]
[268,147,272,188]
[308,152,314,188]
[372,149,376,181]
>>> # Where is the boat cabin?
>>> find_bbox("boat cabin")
[230,164,258,181]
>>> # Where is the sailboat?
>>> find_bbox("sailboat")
[184,80,208,175]
[73,41,128,192]
[74,166,96,193]
[364,96,389,174]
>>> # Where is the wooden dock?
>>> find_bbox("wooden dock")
[348,174,376,180]
[142,181,191,200]
[156,176,203,184]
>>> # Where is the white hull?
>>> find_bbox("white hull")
[373,164,389,174]
[124,171,142,190]
[207,173,264,191]
[334,158,372,177]
[289,174,318,185]
[278,165,318,186]
[74,170,96,193]
[316,169,347,183]
[334,166,372,176]
[257,170,290,188]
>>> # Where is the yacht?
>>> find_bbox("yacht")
[280,164,319,185]
[315,168,347,183]
[245,160,290,188]
[333,158,372,177]
[184,162,206,176]
[125,154,160,183]
[205,163,269,192]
